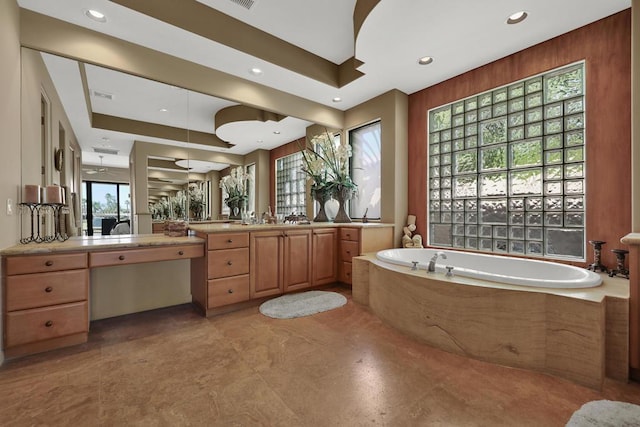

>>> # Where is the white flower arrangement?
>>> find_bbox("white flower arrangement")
[219,166,252,204]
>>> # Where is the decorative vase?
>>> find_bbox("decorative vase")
[311,188,330,222]
[333,185,352,223]
[227,199,242,220]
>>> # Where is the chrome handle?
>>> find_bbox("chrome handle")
[45,320,53,327]
[45,286,53,293]
[445,266,454,277]
[411,261,418,271]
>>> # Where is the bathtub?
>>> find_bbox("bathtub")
[376,248,602,288]
[354,249,625,389]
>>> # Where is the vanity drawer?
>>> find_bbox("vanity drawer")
[340,240,359,262]
[89,244,203,267]
[5,269,88,311]
[208,233,249,250]
[340,228,359,242]
[208,248,250,279]
[5,301,88,348]
[207,275,250,308]
[5,252,88,275]
[340,261,353,285]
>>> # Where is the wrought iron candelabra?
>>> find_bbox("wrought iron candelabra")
[20,203,69,244]
[586,240,607,273]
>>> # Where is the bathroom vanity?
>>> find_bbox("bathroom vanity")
[187,222,394,316]
[1,223,394,358]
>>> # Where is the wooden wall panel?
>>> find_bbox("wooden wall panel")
[408,10,632,269]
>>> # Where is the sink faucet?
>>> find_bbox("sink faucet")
[427,251,447,272]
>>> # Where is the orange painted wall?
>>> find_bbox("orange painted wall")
[408,10,631,268]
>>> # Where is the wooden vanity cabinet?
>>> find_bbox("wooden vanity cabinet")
[3,252,89,358]
[312,228,337,286]
[283,229,312,293]
[339,226,394,285]
[190,231,250,315]
[250,230,285,298]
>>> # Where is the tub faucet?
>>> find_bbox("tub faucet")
[427,251,447,272]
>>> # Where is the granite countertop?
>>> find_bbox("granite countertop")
[187,221,395,234]
[1,234,205,256]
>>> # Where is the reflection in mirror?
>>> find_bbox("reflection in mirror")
[23,48,311,235]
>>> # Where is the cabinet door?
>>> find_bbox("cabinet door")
[250,231,284,298]
[313,228,337,286]
[283,229,312,292]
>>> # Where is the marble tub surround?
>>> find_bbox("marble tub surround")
[2,288,640,426]
[352,254,630,389]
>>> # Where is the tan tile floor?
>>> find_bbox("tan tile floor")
[2,287,640,426]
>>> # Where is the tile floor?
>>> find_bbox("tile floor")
[2,287,640,426]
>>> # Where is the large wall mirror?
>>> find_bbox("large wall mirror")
[21,47,312,236]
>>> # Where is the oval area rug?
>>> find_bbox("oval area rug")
[259,290,347,319]
[566,400,640,426]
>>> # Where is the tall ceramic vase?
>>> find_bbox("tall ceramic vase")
[333,185,352,223]
[312,188,330,222]
[227,199,241,219]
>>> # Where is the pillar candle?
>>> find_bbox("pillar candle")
[45,185,63,204]
[23,185,41,204]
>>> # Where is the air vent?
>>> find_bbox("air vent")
[92,90,114,100]
[93,147,119,155]
[229,0,258,10]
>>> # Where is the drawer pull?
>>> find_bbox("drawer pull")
[346,272,351,277]
[227,261,233,266]
[346,234,351,238]
[45,286,53,293]
[45,260,54,267]
[118,255,125,261]
[227,239,233,243]
[45,320,53,327]
[178,250,184,256]
[346,250,351,254]
[228,289,234,294]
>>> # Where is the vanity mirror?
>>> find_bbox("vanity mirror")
[21,47,311,235]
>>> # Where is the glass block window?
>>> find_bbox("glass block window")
[276,151,306,216]
[427,62,585,260]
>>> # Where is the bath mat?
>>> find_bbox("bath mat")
[566,400,640,426]
[259,291,347,319]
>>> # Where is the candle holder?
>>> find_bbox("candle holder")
[586,240,607,273]
[20,202,69,244]
[608,249,629,279]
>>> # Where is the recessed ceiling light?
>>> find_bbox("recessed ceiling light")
[332,97,342,103]
[250,67,263,76]
[85,9,106,22]
[418,56,434,65]
[273,130,281,135]
[257,139,263,144]
[159,108,169,112]
[507,11,528,24]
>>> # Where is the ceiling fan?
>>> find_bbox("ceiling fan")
[83,155,114,176]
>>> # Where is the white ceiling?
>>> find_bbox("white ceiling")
[18,0,631,169]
